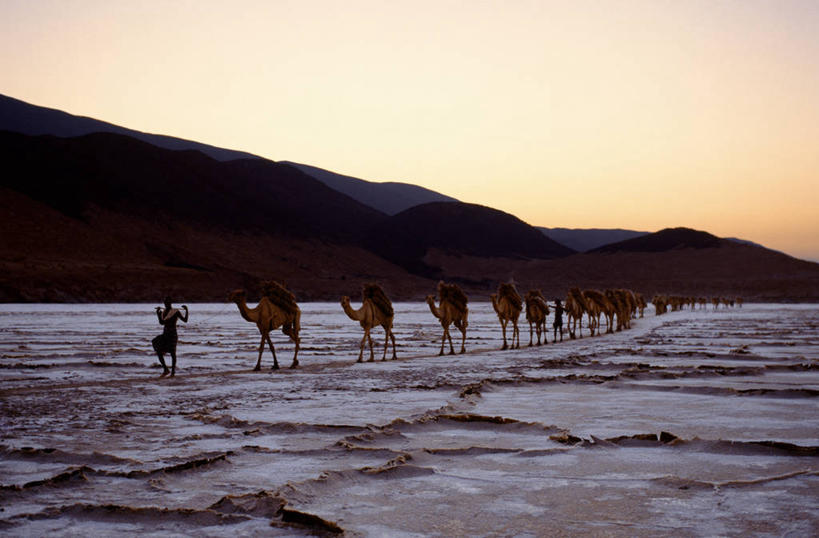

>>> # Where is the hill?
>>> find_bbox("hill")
[0,93,258,162]
[0,131,385,241]
[368,202,576,278]
[538,227,649,252]
[283,162,458,215]
[589,227,725,253]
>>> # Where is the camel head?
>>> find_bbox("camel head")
[340,295,350,307]
[425,295,436,304]
[228,289,247,303]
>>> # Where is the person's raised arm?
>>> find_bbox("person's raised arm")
[180,305,189,323]
[155,307,166,325]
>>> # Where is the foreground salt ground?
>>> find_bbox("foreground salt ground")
[0,303,817,536]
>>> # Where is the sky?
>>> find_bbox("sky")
[2,0,818,260]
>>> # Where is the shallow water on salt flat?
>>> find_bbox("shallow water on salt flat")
[1,302,818,536]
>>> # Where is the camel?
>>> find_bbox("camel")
[565,287,589,339]
[229,281,300,370]
[583,289,615,335]
[653,294,668,315]
[524,290,550,346]
[606,289,634,331]
[491,282,522,350]
[341,283,397,362]
[426,281,469,355]
[635,292,647,317]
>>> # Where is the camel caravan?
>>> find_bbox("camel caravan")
[223,280,744,370]
[653,294,743,315]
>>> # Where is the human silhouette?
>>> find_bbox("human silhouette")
[152,297,188,377]
[552,299,564,342]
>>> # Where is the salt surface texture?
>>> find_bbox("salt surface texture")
[1,302,817,535]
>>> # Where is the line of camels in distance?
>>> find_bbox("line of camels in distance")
[227,281,744,371]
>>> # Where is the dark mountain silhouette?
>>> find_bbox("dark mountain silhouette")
[1,93,460,215]
[538,227,649,252]
[0,130,384,242]
[589,227,727,253]
[541,226,771,254]
[282,161,458,215]
[368,202,575,277]
[0,93,258,161]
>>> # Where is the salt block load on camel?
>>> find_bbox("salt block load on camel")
[426,281,469,355]
[229,281,301,370]
[340,283,397,363]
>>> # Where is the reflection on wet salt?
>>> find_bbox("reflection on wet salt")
[1,303,817,535]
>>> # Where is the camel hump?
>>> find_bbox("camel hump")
[262,280,298,315]
[439,282,468,311]
[363,283,393,317]
[498,283,522,311]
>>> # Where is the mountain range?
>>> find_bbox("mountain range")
[2,93,818,302]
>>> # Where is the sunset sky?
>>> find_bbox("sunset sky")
[2,1,818,260]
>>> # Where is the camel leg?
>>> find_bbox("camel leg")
[267,334,279,370]
[283,321,299,368]
[357,331,367,363]
[458,322,467,354]
[501,319,508,350]
[367,330,375,362]
[446,326,455,355]
[389,329,397,360]
[528,322,534,347]
[439,325,446,356]
[290,332,300,368]
[382,327,390,361]
[513,323,520,349]
[254,333,265,371]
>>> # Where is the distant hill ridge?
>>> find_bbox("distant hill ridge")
[0,93,258,162]
[540,226,772,254]
[590,227,726,253]
[538,227,649,252]
[283,161,458,216]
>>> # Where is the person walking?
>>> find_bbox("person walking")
[152,297,188,377]
[552,299,564,343]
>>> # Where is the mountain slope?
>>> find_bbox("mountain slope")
[283,161,458,215]
[0,93,258,162]
[538,227,649,252]
[369,202,576,276]
[0,130,386,242]
[589,227,726,253]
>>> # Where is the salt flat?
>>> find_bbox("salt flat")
[1,302,817,536]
